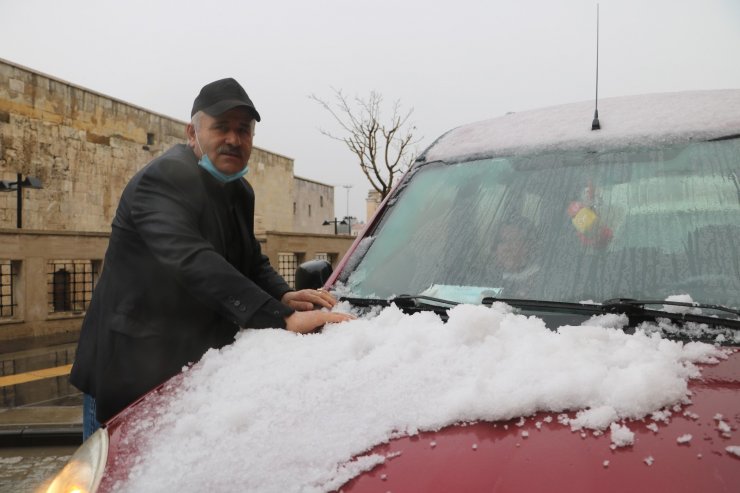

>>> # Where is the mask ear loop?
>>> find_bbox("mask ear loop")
[193,130,205,158]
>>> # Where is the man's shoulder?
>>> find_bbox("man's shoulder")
[128,144,202,186]
[146,144,198,174]
[122,144,205,199]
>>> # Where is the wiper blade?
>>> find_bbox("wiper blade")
[481,297,608,314]
[393,294,459,308]
[602,298,740,317]
[340,294,459,308]
[339,296,392,307]
[339,294,457,317]
[481,296,740,330]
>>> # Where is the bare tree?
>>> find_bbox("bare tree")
[310,89,419,200]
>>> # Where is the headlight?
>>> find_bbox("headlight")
[43,428,109,493]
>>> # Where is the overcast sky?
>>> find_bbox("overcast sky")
[2,0,739,221]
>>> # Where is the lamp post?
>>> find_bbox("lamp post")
[343,215,352,235]
[342,184,353,222]
[0,174,43,228]
[322,218,344,235]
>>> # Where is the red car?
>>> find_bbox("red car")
[47,90,740,492]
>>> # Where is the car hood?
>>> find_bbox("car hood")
[341,350,740,493]
[98,344,740,493]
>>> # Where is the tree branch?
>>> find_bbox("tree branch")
[310,89,419,199]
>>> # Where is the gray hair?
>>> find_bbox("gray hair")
[191,110,256,135]
[191,111,204,131]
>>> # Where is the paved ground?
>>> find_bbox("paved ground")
[0,341,84,491]
[0,405,82,491]
[0,445,75,492]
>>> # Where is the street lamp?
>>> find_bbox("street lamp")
[0,174,43,228]
[342,184,353,221]
[322,217,347,235]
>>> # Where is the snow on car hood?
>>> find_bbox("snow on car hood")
[115,303,728,492]
[423,90,740,162]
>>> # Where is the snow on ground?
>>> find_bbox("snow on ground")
[115,303,726,492]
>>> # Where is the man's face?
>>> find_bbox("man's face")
[187,107,255,175]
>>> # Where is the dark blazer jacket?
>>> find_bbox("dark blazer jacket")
[70,144,293,422]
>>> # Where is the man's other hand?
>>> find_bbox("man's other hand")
[282,289,338,311]
[285,310,355,334]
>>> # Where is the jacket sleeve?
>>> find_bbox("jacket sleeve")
[129,157,291,328]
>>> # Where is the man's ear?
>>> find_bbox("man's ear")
[186,123,196,147]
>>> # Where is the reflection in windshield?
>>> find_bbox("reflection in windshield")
[341,140,740,308]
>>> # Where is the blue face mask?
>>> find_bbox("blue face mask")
[195,134,249,183]
[198,153,249,183]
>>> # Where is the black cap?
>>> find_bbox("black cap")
[191,78,261,121]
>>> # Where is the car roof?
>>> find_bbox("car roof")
[421,89,740,163]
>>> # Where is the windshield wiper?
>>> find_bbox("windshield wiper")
[339,294,458,317]
[601,298,740,317]
[339,296,392,307]
[393,294,459,308]
[342,294,740,330]
[481,296,740,330]
[340,294,459,307]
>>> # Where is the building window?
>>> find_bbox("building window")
[47,260,99,314]
[0,260,18,318]
[320,195,324,207]
[308,204,312,217]
[278,252,304,289]
[293,202,296,215]
[146,132,155,145]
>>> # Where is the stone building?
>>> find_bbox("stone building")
[0,58,335,235]
[293,176,337,235]
[366,189,383,222]
[0,58,352,346]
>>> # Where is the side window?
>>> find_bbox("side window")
[0,260,18,319]
[52,268,72,312]
[47,260,100,314]
[278,252,306,289]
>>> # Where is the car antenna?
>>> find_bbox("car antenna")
[591,3,601,131]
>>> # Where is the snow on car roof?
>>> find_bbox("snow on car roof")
[422,90,740,163]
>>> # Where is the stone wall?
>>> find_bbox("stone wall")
[293,176,335,234]
[0,229,109,344]
[0,59,185,231]
[247,150,295,235]
[0,58,331,235]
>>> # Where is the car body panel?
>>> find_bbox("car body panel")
[342,354,740,493]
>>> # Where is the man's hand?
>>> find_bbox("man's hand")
[285,310,355,334]
[282,289,338,311]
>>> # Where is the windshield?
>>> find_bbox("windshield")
[340,139,740,308]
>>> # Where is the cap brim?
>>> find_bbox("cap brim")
[202,99,261,121]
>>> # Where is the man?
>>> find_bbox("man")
[71,78,352,438]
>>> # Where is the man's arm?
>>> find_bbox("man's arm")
[129,158,287,327]
[129,156,353,332]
